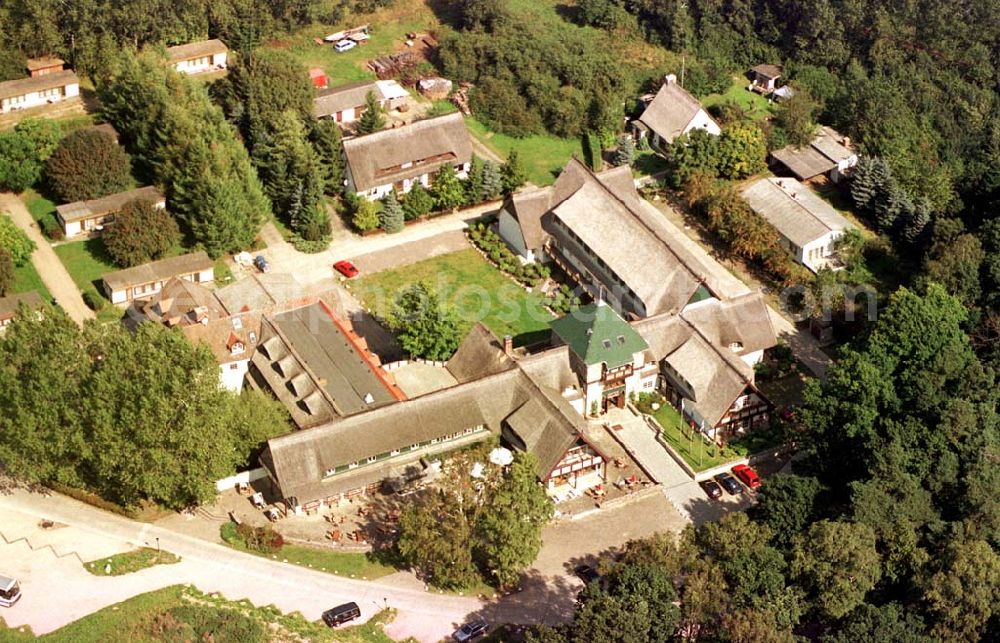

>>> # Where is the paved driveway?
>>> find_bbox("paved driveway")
[0,489,485,641]
[0,193,94,325]
[602,408,752,525]
[257,202,499,290]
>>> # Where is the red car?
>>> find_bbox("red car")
[333,260,359,279]
[731,464,761,490]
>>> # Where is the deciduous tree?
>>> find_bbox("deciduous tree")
[102,198,180,267]
[397,488,479,589]
[390,282,462,361]
[0,248,14,296]
[791,520,881,619]
[45,128,132,202]
[431,164,466,211]
[402,184,434,220]
[0,215,36,266]
[475,452,553,588]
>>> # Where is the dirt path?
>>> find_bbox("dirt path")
[1,192,94,325]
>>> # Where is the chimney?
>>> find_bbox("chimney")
[503,334,513,356]
[664,73,677,86]
[841,136,851,149]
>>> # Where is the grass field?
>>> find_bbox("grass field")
[83,547,180,576]
[52,238,125,322]
[220,522,394,580]
[21,190,58,236]
[10,262,51,300]
[702,76,776,120]
[349,248,554,347]
[650,403,739,472]
[0,584,400,642]
[465,117,585,187]
[279,1,440,87]
[53,238,118,293]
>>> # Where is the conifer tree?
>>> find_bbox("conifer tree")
[356,91,386,135]
[380,191,404,233]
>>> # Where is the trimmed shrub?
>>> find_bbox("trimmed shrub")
[235,523,284,554]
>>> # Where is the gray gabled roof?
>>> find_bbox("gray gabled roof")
[741,178,851,248]
[102,252,212,292]
[545,159,718,316]
[445,322,515,383]
[771,126,855,180]
[0,70,78,101]
[251,303,400,428]
[314,80,380,118]
[637,81,718,145]
[56,186,164,224]
[167,39,228,62]
[261,335,592,502]
[343,112,472,192]
[0,291,44,320]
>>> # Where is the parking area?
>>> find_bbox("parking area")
[600,407,755,524]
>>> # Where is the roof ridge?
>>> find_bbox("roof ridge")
[679,316,753,385]
[769,178,839,233]
[576,159,710,291]
[342,111,463,147]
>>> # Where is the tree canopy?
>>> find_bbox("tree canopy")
[45,128,132,203]
[0,312,289,509]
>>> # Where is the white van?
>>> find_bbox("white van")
[0,575,21,607]
[334,39,357,53]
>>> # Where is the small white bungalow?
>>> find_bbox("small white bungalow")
[102,252,214,305]
[741,177,853,272]
[0,68,79,114]
[167,39,228,75]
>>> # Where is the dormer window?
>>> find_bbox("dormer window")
[602,339,612,349]
[617,335,625,345]
[227,332,245,355]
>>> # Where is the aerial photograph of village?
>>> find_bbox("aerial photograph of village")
[0,0,997,641]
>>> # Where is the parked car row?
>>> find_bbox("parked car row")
[699,464,761,499]
[322,601,489,641]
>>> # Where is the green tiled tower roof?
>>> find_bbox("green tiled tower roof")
[549,301,648,368]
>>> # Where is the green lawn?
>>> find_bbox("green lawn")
[220,522,394,580]
[0,584,400,642]
[650,403,740,472]
[83,547,180,576]
[10,262,51,300]
[465,117,586,187]
[701,76,776,120]
[21,190,58,237]
[52,238,125,322]
[349,248,555,347]
[280,2,440,87]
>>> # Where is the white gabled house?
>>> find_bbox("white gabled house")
[56,186,165,239]
[102,252,214,305]
[0,58,79,114]
[631,75,721,153]
[167,39,229,75]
